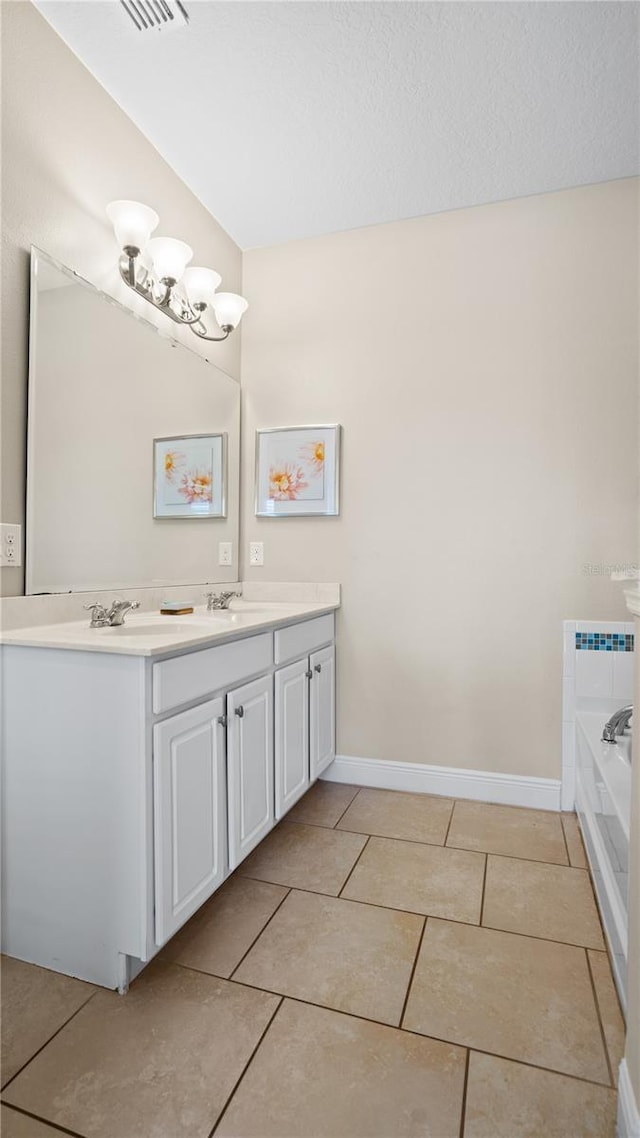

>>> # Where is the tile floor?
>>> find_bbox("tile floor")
[1,783,624,1137]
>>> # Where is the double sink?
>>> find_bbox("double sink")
[94,601,283,637]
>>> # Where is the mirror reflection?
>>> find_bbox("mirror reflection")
[26,249,240,594]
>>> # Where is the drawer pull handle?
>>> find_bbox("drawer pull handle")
[235,706,244,718]
[305,669,313,679]
[314,664,322,674]
[217,714,227,727]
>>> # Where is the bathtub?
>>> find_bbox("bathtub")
[575,710,631,1011]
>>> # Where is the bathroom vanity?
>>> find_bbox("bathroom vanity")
[1,601,336,990]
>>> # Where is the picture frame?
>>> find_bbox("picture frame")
[153,433,227,519]
[255,424,341,517]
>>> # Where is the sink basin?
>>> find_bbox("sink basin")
[199,609,241,620]
[96,621,215,637]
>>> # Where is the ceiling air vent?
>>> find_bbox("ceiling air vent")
[120,0,189,33]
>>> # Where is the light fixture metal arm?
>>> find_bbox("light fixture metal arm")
[118,255,206,327]
[190,323,232,343]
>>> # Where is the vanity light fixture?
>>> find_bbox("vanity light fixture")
[106,200,248,342]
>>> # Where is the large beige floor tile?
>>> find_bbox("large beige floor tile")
[342,836,485,923]
[464,1052,616,1138]
[403,919,608,1083]
[3,962,279,1138]
[589,950,625,1086]
[482,856,604,948]
[287,781,359,827]
[238,822,367,895]
[562,813,588,868]
[217,999,466,1138]
[336,788,453,843]
[1,957,95,1087]
[235,889,423,1025]
[161,875,288,978]
[1,1105,69,1137]
[446,801,568,864]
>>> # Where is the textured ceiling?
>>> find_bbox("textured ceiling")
[34,1,639,248]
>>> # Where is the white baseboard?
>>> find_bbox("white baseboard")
[321,755,562,811]
[618,1060,640,1138]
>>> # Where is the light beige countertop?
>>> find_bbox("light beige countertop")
[0,600,338,658]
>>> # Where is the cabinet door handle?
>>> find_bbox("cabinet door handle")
[314,663,322,674]
[305,669,313,679]
[235,705,244,718]
[217,714,227,727]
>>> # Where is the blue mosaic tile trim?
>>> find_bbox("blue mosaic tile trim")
[575,633,634,652]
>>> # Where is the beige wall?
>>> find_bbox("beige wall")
[242,179,639,780]
[0,0,242,597]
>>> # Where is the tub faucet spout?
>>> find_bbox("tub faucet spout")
[602,705,633,743]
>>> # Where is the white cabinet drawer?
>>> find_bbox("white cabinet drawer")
[153,633,273,714]
[274,614,334,666]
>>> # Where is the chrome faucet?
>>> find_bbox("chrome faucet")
[602,705,633,743]
[205,590,240,611]
[84,600,141,628]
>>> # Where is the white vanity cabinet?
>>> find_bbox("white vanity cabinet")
[227,674,274,870]
[274,615,336,820]
[1,607,336,991]
[153,698,227,945]
[275,659,311,819]
[310,645,336,780]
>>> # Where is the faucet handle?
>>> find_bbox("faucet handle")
[83,602,109,627]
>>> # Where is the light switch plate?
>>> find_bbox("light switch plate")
[0,523,22,567]
[218,541,233,566]
[249,541,264,566]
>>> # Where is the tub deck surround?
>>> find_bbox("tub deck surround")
[561,615,635,1017]
[562,618,635,812]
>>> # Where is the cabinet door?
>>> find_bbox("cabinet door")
[227,674,274,870]
[275,658,310,820]
[153,697,226,946]
[310,644,336,780]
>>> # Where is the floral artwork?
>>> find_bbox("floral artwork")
[256,426,340,517]
[154,434,226,518]
[269,464,309,501]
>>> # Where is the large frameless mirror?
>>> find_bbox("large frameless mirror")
[26,248,240,594]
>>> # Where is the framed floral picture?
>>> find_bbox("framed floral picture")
[255,425,341,517]
[153,434,227,519]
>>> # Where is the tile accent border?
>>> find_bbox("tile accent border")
[321,755,562,811]
[617,1059,640,1138]
[576,632,634,652]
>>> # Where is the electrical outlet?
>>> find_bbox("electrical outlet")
[218,541,233,566]
[0,523,22,567]
[249,541,264,566]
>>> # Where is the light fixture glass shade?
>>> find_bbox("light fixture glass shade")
[183,266,222,307]
[106,200,158,252]
[147,237,193,282]
[211,292,249,329]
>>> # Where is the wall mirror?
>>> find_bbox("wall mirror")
[26,249,240,594]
